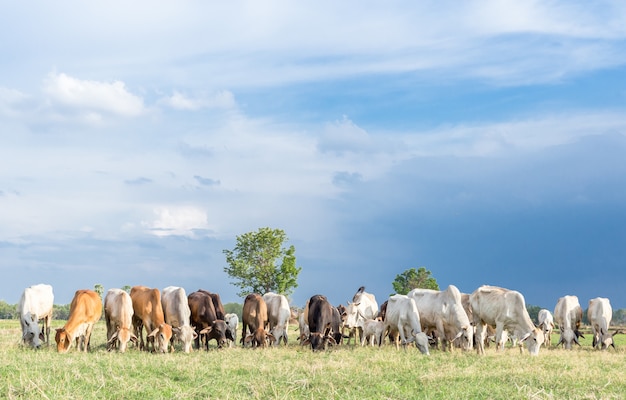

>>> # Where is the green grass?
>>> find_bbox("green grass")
[2,320,626,399]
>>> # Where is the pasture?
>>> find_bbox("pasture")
[1,320,626,399]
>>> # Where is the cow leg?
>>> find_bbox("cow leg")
[475,323,486,355]
[495,324,505,351]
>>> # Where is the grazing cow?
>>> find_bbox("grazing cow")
[408,285,473,351]
[470,285,544,356]
[130,286,172,353]
[302,294,337,351]
[162,286,197,353]
[553,296,583,350]
[383,294,430,355]
[263,292,291,346]
[537,309,555,348]
[297,303,310,344]
[197,289,226,321]
[55,289,102,353]
[344,286,378,345]
[588,297,619,350]
[18,284,54,348]
[241,293,273,348]
[224,313,239,348]
[361,318,385,346]
[188,290,230,349]
[104,288,138,353]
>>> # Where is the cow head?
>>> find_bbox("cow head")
[172,325,198,353]
[519,327,544,356]
[108,327,138,353]
[453,326,473,351]
[243,327,275,349]
[598,329,621,350]
[413,331,430,355]
[147,323,173,353]
[200,320,230,349]
[22,313,42,349]
[302,326,337,352]
[55,328,71,353]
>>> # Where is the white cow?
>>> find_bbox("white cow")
[263,292,291,346]
[104,288,138,352]
[360,318,385,346]
[537,309,555,348]
[18,284,54,348]
[470,285,544,356]
[344,286,379,345]
[588,297,618,350]
[224,313,239,348]
[553,296,583,350]
[162,286,197,353]
[408,285,473,351]
[383,294,430,355]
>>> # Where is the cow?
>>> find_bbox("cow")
[470,285,544,356]
[130,286,172,353]
[224,313,239,348]
[197,289,226,321]
[383,294,430,355]
[263,292,291,346]
[553,296,583,350]
[537,309,555,348]
[162,286,197,353]
[407,285,473,351]
[301,294,337,351]
[344,286,378,345]
[104,288,138,353]
[55,289,102,353]
[297,306,310,344]
[360,318,385,346]
[188,290,230,349]
[588,297,619,350]
[241,293,274,348]
[18,284,54,348]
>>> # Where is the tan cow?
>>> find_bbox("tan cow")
[130,286,172,353]
[104,288,138,353]
[241,293,273,348]
[55,289,102,353]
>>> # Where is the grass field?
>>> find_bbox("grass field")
[1,320,625,399]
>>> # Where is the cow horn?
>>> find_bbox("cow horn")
[453,330,464,341]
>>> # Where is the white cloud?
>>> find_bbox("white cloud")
[43,72,145,117]
[160,90,236,111]
[143,206,212,238]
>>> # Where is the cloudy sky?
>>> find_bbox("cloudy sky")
[2,1,626,311]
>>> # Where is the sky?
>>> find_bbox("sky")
[2,1,626,312]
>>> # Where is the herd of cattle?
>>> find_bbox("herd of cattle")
[16,283,621,356]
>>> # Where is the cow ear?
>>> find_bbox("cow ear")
[172,327,182,335]
[519,332,532,343]
[244,334,253,344]
[192,331,199,339]
[130,333,139,343]
[108,331,119,343]
[199,327,212,335]
[147,328,160,338]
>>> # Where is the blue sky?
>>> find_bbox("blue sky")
[2,1,626,311]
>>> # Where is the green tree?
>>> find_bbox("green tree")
[223,227,301,297]
[122,285,131,294]
[94,284,104,299]
[526,305,541,325]
[392,267,439,295]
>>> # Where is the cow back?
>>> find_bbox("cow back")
[188,290,217,329]
[242,293,267,332]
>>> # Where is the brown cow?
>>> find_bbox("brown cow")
[55,289,102,353]
[130,286,172,353]
[241,293,273,348]
[302,294,337,351]
[104,288,138,352]
[188,290,230,349]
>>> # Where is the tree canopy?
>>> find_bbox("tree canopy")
[392,267,439,294]
[223,227,301,297]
